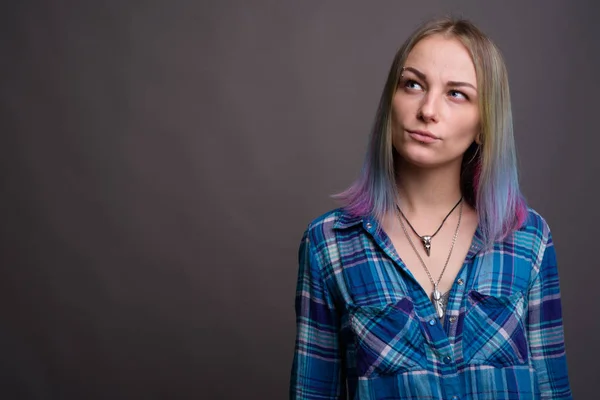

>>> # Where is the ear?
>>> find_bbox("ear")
[475,133,482,145]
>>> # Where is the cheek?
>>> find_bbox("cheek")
[453,110,480,140]
[391,94,415,124]
[391,101,403,125]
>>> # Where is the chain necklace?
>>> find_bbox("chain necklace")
[397,200,463,319]
[396,197,462,256]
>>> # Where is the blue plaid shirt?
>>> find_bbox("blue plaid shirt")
[290,208,572,399]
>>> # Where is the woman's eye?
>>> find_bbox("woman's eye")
[449,90,468,100]
[404,79,423,91]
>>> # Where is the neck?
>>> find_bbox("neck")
[395,158,463,215]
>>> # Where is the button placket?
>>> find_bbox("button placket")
[443,278,464,333]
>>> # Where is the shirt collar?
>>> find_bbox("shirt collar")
[466,224,485,258]
[332,210,370,230]
[332,208,486,260]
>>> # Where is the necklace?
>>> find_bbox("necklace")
[397,200,463,319]
[396,197,462,256]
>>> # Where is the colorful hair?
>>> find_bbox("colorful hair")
[332,17,527,247]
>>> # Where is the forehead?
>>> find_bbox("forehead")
[404,34,476,82]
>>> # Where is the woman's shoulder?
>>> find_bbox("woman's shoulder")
[302,207,366,243]
[518,207,552,239]
[510,207,554,261]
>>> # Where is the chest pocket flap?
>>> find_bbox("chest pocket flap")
[462,290,528,366]
[348,297,427,377]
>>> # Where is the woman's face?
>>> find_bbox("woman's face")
[392,34,480,169]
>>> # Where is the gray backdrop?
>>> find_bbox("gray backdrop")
[1,1,598,399]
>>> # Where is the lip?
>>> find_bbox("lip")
[407,129,439,143]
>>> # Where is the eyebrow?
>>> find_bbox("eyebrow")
[403,66,477,91]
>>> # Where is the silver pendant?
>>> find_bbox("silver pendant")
[421,235,432,256]
[432,285,444,319]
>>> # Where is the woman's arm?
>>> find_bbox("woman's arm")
[290,230,346,400]
[527,231,572,399]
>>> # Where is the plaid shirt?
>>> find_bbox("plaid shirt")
[290,207,572,399]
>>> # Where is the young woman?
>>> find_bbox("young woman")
[290,17,572,399]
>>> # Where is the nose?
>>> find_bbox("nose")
[417,92,439,123]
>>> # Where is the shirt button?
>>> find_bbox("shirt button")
[365,222,372,229]
[443,355,452,364]
[428,319,436,326]
[449,316,457,323]
[451,396,460,400]
[457,278,464,285]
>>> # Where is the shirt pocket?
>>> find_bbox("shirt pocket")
[347,297,427,377]
[462,290,528,367]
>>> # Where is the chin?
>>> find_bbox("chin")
[402,157,441,169]
[395,145,436,167]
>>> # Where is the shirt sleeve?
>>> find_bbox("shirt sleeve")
[290,229,346,400]
[527,231,573,399]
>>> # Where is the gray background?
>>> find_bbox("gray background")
[1,0,597,399]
